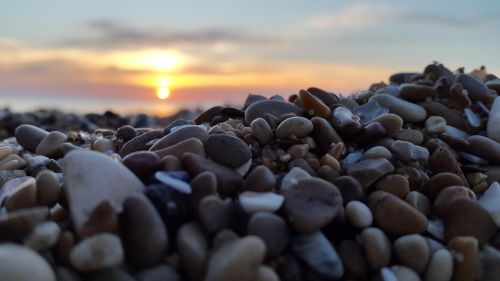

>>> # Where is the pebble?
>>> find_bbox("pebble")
[250,118,274,145]
[14,124,49,152]
[375,174,410,198]
[331,107,363,135]
[478,182,500,227]
[393,234,430,274]
[429,147,469,187]
[154,138,206,159]
[155,171,191,194]
[487,97,500,142]
[150,125,208,151]
[0,243,56,281]
[368,191,428,235]
[121,195,168,269]
[345,201,373,228]
[189,171,217,212]
[116,125,137,141]
[310,117,343,152]
[244,100,301,124]
[396,129,424,144]
[63,150,144,232]
[35,169,60,207]
[79,200,119,237]
[468,135,500,163]
[92,138,114,153]
[204,236,266,281]
[276,116,313,139]
[427,172,464,198]
[292,231,344,279]
[390,140,429,165]
[347,158,394,188]
[205,134,251,168]
[405,191,432,217]
[447,236,479,281]
[243,165,275,192]
[198,195,233,233]
[247,212,290,257]
[69,233,124,272]
[333,176,366,204]
[36,130,67,156]
[426,116,447,134]
[239,191,284,213]
[120,129,164,156]
[299,89,331,118]
[360,227,392,270]
[391,266,421,281]
[425,249,453,281]
[281,177,342,232]
[0,176,37,211]
[456,73,492,103]
[254,266,280,281]
[122,151,161,178]
[24,221,61,251]
[361,146,392,160]
[369,94,427,122]
[433,185,476,217]
[177,222,208,281]
[399,83,436,100]
[0,206,49,241]
[370,113,403,137]
[338,240,369,279]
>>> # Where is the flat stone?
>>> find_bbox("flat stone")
[122,151,161,178]
[456,73,492,103]
[468,135,500,163]
[299,89,331,118]
[150,125,208,151]
[346,158,395,188]
[36,131,67,157]
[395,129,424,144]
[281,177,342,233]
[310,117,343,153]
[399,83,436,100]
[422,102,468,131]
[369,94,427,122]
[247,212,290,257]
[393,234,430,274]
[292,231,344,279]
[120,129,163,156]
[204,236,266,281]
[205,134,251,168]
[276,117,313,139]
[63,150,144,233]
[155,171,191,194]
[245,100,301,125]
[154,138,205,159]
[0,243,56,281]
[360,227,391,270]
[121,195,168,269]
[0,176,37,211]
[15,124,49,153]
[177,222,208,281]
[70,233,124,272]
[239,191,284,214]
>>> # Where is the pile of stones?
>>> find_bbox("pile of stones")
[2,62,500,281]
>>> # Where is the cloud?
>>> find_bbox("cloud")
[59,20,283,50]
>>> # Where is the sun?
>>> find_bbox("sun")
[157,86,170,100]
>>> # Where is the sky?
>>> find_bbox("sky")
[1,0,500,115]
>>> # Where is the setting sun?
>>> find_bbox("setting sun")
[157,86,170,100]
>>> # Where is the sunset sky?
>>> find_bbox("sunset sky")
[1,0,500,115]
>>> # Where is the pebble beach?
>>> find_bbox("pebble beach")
[2,62,500,281]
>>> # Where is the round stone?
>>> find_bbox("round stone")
[424,249,453,281]
[332,176,365,204]
[116,125,137,141]
[427,172,465,198]
[338,240,369,279]
[426,116,447,134]
[92,138,115,153]
[299,89,331,118]
[150,125,208,151]
[0,176,37,212]
[36,131,67,157]
[205,134,251,168]
[239,191,284,214]
[393,234,430,274]
[244,100,301,125]
[276,117,313,139]
[247,212,290,257]
[250,118,274,145]
[243,165,276,192]
[361,146,392,160]
[375,174,410,198]
[433,185,476,217]
[360,227,391,270]
[345,201,373,228]
[24,221,61,251]
[14,124,49,153]
[70,233,124,272]
[177,222,208,281]
[36,170,61,207]
[0,243,56,281]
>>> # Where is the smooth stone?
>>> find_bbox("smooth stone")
[0,206,49,241]
[346,201,373,228]
[361,146,392,160]
[299,89,331,118]
[360,227,392,270]
[243,165,276,192]
[281,177,342,233]
[122,151,161,178]
[456,73,491,102]
[399,83,436,100]
[396,129,424,145]
[69,233,124,272]
[0,176,37,211]
[36,131,67,157]
[468,135,500,163]
[375,174,410,198]
[135,265,179,281]
[63,150,144,233]
[346,158,395,188]
[405,191,432,217]
[198,195,233,233]
[488,97,500,143]
[24,221,61,251]
[443,198,496,245]
[338,240,369,279]
[433,186,476,218]
[478,182,500,227]
[250,118,274,145]
[422,102,468,131]
[189,171,217,213]
[239,191,284,214]
[390,266,421,281]
[429,147,469,187]
[182,153,242,196]
[332,176,366,204]
[254,266,280,281]
[79,201,119,238]
[155,171,191,194]
[120,129,163,156]
[281,167,311,190]
[36,170,61,207]
[150,125,208,151]
[368,191,428,235]
[121,195,168,269]
[205,134,251,168]
[427,172,465,198]
[394,234,430,274]
[447,236,479,281]
[177,222,208,281]
[155,138,206,159]
[248,212,290,257]
[276,116,313,139]
[245,100,301,125]
[292,231,344,279]
[480,245,500,281]
[116,125,137,141]
[0,145,13,161]
[370,113,403,138]
[425,249,453,281]
[0,243,56,281]
[0,153,25,170]
[204,236,265,281]
[15,124,49,152]
[369,94,427,122]
[331,106,363,135]
[426,116,447,134]
[390,140,429,165]
[310,117,343,153]
[92,138,115,153]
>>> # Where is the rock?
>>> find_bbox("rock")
[198,195,233,233]
[116,125,137,141]
[24,221,61,251]
[393,234,430,274]
[182,153,242,196]
[390,266,421,281]
[245,100,301,125]
[121,195,168,269]
[122,151,161,178]
[405,191,432,217]
[69,233,124,272]
[426,116,447,134]
[87,268,135,281]
[362,146,392,160]
[375,174,410,198]
[281,177,342,233]
[0,169,26,187]
[368,191,428,235]
[456,73,492,103]
[36,170,61,207]
[447,236,479,281]
[243,165,275,192]
[247,212,290,257]
[0,153,25,170]
[443,198,496,245]
[390,140,429,165]
[250,118,274,145]
[281,167,311,190]
[429,147,469,187]
[399,83,436,100]
[360,227,391,270]
[204,236,266,281]
[150,125,208,151]
[239,191,284,214]
[120,129,163,156]
[396,129,424,144]
[433,185,476,217]
[63,150,144,233]
[427,172,465,198]
[370,113,403,138]
[189,171,217,213]
[333,176,365,204]
[468,135,500,163]
[330,107,363,135]
[15,124,49,152]
[276,117,313,139]
[0,206,49,241]
[488,97,500,143]
[92,138,115,153]
[0,176,37,211]
[205,134,251,168]
[155,138,206,159]
[345,201,373,228]
[310,117,343,153]
[292,231,344,279]
[36,131,67,157]
[369,94,427,122]
[177,223,208,281]
[299,89,331,118]
[79,201,119,238]
[424,249,453,281]
[338,240,369,279]
[0,243,56,281]
[346,158,395,188]
[478,182,500,227]
[480,245,500,281]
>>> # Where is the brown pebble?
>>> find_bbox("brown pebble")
[360,227,392,270]
[36,170,61,207]
[433,185,476,218]
[338,240,369,279]
[427,172,465,198]
[429,147,469,187]
[375,174,410,198]
[448,236,479,281]
[299,89,331,118]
